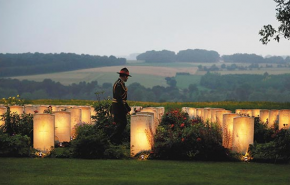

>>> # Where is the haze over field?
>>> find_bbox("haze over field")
[0,0,290,58]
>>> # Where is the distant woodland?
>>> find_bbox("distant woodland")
[0,53,126,77]
[2,73,290,102]
[137,49,290,63]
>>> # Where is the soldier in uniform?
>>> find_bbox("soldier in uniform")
[110,67,131,144]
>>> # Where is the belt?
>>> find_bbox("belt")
[112,98,126,103]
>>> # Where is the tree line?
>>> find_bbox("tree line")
[2,73,290,102]
[136,49,290,63]
[0,53,126,77]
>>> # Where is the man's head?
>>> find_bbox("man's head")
[117,68,131,82]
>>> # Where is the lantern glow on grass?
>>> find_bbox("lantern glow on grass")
[232,117,254,155]
[130,114,152,157]
[33,114,55,153]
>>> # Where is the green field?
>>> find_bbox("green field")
[5,61,290,89]
[0,158,289,185]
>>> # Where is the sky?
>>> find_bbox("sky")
[0,0,289,58]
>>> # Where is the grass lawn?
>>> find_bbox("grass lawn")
[0,158,289,185]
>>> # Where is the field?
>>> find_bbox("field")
[6,61,290,88]
[0,158,290,185]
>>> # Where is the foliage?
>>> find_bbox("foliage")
[0,132,31,157]
[176,49,220,63]
[259,0,290,44]
[249,129,290,163]
[151,109,230,160]
[0,52,126,77]
[2,95,25,106]
[137,50,176,63]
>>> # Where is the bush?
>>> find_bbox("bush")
[0,132,31,157]
[249,129,290,163]
[151,109,230,161]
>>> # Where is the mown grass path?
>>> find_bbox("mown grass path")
[0,158,289,185]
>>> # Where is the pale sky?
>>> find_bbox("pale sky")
[0,0,289,58]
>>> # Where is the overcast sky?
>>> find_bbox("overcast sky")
[0,0,289,58]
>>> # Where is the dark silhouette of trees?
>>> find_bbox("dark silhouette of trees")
[259,0,290,44]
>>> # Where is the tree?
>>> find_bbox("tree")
[259,0,290,44]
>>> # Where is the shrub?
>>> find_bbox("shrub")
[249,129,290,163]
[0,132,31,157]
[151,109,230,161]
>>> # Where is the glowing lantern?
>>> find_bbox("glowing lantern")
[216,110,232,128]
[141,107,160,128]
[232,117,254,155]
[156,107,165,118]
[53,111,71,142]
[222,113,239,149]
[24,105,37,114]
[130,106,143,115]
[235,109,242,114]
[9,105,24,114]
[78,106,91,124]
[188,108,196,118]
[211,108,225,123]
[0,107,7,127]
[260,109,270,124]
[37,105,51,113]
[33,114,55,153]
[67,107,82,135]
[130,115,152,156]
[269,109,280,128]
[136,112,155,135]
[196,108,203,119]
[181,107,189,113]
[279,109,290,129]
[203,108,211,122]
[252,109,261,117]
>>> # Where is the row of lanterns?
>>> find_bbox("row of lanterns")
[0,105,95,153]
[1,104,289,156]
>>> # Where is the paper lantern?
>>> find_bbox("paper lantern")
[216,110,232,128]
[53,111,71,142]
[36,105,50,113]
[188,108,196,118]
[235,109,242,114]
[130,115,152,156]
[279,109,290,129]
[141,107,160,128]
[156,107,165,118]
[232,117,254,155]
[252,109,261,117]
[78,106,91,124]
[9,105,24,114]
[268,109,280,128]
[33,114,55,153]
[0,107,7,127]
[196,108,203,119]
[136,112,155,135]
[67,107,82,135]
[24,105,37,114]
[222,113,239,149]
[211,108,225,123]
[260,109,270,124]
[204,108,211,122]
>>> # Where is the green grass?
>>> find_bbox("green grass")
[0,158,289,185]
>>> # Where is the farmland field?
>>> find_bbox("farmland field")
[5,61,290,88]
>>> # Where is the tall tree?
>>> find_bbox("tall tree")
[259,0,290,44]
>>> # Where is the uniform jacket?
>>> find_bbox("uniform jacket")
[112,78,131,115]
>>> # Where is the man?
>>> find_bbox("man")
[110,67,131,144]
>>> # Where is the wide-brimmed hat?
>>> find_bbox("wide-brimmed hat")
[117,67,131,77]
